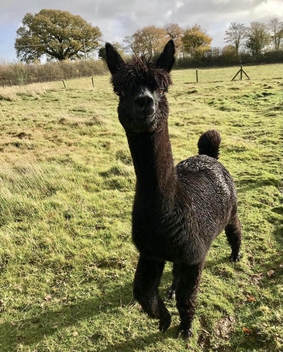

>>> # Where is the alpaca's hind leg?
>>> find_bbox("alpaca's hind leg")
[175,262,204,339]
[133,255,171,332]
[225,214,242,262]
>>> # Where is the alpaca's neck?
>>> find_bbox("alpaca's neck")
[126,124,176,197]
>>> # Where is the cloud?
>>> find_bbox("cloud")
[254,0,283,20]
[176,1,184,10]
[0,0,280,31]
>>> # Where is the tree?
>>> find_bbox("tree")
[224,23,248,55]
[15,9,102,62]
[182,25,212,58]
[245,22,270,58]
[268,17,283,51]
[124,26,167,57]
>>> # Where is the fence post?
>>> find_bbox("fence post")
[91,76,94,88]
[231,66,251,81]
[196,69,199,83]
[62,79,66,88]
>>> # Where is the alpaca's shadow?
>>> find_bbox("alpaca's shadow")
[0,278,182,352]
[94,327,178,352]
[0,280,134,351]
[205,250,232,269]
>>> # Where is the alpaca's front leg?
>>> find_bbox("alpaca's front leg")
[175,262,204,339]
[133,255,171,332]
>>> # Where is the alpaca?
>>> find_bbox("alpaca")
[105,40,242,339]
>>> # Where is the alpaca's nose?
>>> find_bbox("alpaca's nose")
[134,95,153,111]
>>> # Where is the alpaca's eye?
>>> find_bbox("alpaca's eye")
[157,87,168,94]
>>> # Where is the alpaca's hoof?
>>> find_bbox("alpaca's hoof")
[177,326,193,339]
[229,252,241,262]
[159,311,171,332]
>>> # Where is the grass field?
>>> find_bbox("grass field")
[0,64,282,352]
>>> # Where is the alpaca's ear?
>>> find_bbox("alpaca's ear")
[105,43,125,75]
[156,39,175,73]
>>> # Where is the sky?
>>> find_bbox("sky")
[0,0,282,62]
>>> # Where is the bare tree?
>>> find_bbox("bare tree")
[268,17,283,51]
[123,35,137,55]
[224,23,248,55]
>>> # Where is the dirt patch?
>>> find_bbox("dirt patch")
[214,316,236,339]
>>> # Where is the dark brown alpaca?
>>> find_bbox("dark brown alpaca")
[105,40,242,338]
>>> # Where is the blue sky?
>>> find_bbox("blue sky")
[0,0,282,62]
[0,23,17,61]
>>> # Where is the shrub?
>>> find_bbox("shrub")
[0,59,108,87]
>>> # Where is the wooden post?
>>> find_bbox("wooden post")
[232,66,251,81]
[242,67,251,80]
[62,79,66,88]
[231,69,239,81]
[91,76,94,88]
[196,69,199,83]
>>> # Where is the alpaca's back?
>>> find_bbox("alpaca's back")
[176,154,237,232]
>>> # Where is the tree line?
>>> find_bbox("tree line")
[102,20,283,67]
[122,20,282,59]
[12,9,283,66]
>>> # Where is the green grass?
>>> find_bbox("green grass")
[0,64,282,352]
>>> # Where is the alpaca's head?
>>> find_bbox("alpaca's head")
[105,40,175,133]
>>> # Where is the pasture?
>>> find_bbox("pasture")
[0,64,282,352]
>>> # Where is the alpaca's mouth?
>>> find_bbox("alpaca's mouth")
[134,106,156,120]
[131,113,156,133]
[144,112,156,121]
[134,108,156,123]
